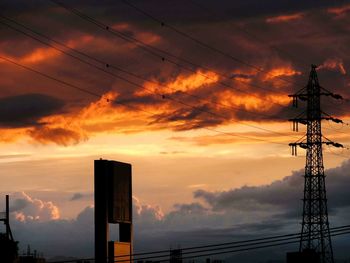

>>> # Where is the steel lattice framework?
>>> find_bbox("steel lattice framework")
[289,65,344,263]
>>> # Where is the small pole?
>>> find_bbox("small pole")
[6,195,9,239]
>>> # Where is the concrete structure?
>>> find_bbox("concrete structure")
[95,159,132,263]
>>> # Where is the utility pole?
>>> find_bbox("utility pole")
[289,65,343,263]
[1,195,14,241]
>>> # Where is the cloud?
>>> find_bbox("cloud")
[11,205,94,258]
[266,13,304,23]
[11,192,60,222]
[263,66,302,81]
[0,94,64,128]
[28,127,87,146]
[318,58,347,75]
[133,196,164,228]
[194,159,350,218]
[327,4,350,17]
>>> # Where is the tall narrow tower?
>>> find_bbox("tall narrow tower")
[289,65,343,263]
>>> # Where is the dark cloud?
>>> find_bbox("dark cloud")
[11,198,30,212]
[27,127,87,146]
[3,0,345,25]
[0,94,64,128]
[194,159,350,218]
[12,205,94,258]
[151,104,225,130]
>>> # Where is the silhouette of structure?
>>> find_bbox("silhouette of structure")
[0,195,14,241]
[95,159,132,263]
[0,195,18,263]
[18,245,46,263]
[288,65,343,263]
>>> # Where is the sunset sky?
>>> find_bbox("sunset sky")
[1,0,350,261]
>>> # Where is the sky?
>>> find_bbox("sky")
[1,0,350,261]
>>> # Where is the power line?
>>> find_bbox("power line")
[1,7,347,150]
[46,0,350,131]
[0,56,156,117]
[119,0,305,88]
[114,227,350,263]
[0,15,299,140]
[46,225,350,263]
[186,0,309,67]
[154,230,350,263]
[47,0,293,108]
[0,25,346,150]
[119,0,350,122]
[186,0,350,117]
[0,55,291,146]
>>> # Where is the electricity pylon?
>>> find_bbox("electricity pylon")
[289,65,344,263]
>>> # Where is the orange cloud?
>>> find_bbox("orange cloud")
[263,66,301,81]
[13,192,60,222]
[327,4,350,17]
[136,70,219,96]
[0,128,27,143]
[217,90,290,112]
[66,35,95,48]
[111,22,162,47]
[0,48,61,65]
[266,13,303,23]
[0,34,93,65]
[20,47,61,64]
[28,91,168,145]
[318,58,346,75]
[28,127,87,146]
[0,68,291,147]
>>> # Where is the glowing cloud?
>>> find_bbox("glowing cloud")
[318,58,347,75]
[266,13,303,23]
[327,4,350,17]
[263,66,301,81]
[12,192,60,222]
[217,90,290,112]
[137,70,219,96]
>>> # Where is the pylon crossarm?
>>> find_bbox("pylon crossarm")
[288,117,342,130]
[323,117,343,124]
[320,87,343,100]
[290,141,343,148]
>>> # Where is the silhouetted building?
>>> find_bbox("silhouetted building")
[18,246,46,263]
[95,159,133,263]
[0,233,18,263]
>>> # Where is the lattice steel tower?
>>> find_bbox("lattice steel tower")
[289,65,344,263]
